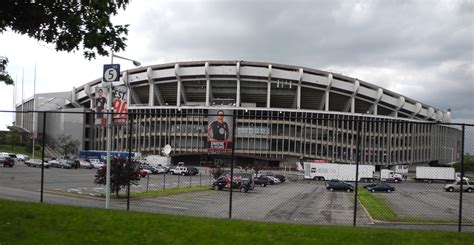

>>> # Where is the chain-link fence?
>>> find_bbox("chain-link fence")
[0,110,473,232]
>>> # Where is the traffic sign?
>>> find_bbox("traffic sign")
[103,64,121,82]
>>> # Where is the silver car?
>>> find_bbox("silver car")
[445,180,473,192]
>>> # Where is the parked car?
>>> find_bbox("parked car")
[25,159,50,168]
[68,159,80,169]
[169,166,189,175]
[79,159,94,169]
[325,179,354,192]
[49,159,72,169]
[0,156,14,167]
[212,174,254,193]
[16,154,30,162]
[140,165,161,174]
[89,159,104,169]
[366,183,395,193]
[445,180,473,193]
[138,169,149,178]
[267,176,281,184]
[274,174,286,183]
[188,167,199,176]
[254,176,269,187]
[363,182,382,189]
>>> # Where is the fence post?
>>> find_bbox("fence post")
[178,174,180,188]
[146,174,150,192]
[200,172,202,186]
[353,119,362,227]
[458,124,465,232]
[40,111,46,203]
[163,173,166,191]
[229,113,236,219]
[126,112,133,211]
[189,174,192,188]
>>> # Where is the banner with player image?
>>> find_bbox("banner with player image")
[94,87,108,125]
[207,109,233,152]
[112,86,128,124]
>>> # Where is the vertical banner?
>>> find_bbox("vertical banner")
[112,86,128,124]
[95,87,108,125]
[208,109,233,153]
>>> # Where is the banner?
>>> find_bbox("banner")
[207,109,233,152]
[94,87,108,125]
[112,86,128,124]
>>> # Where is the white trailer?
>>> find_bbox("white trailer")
[415,166,457,183]
[303,162,375,182]
[144,155,171,168]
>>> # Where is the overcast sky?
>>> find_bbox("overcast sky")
[0,0,473,131]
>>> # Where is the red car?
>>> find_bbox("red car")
[0,156,14,167]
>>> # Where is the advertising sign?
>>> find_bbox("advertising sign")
[112,86,128,123]
[94,87,108,125]
[207,109,233,152]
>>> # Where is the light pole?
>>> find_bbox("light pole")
[105,53,141,209]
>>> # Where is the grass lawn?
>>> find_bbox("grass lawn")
[0,144,43,158]
[48,185,211,199]
[358,187,457,223]
[0,199,473,244]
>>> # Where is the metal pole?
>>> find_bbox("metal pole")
[163,172,166,191]
[229,113,236,219]
[40,111,46,203]
[353,119,362,227]
[458,124,465,232]
[189,174,192,188]
[105,84,113,209]
[146,174,150,192]
[177,174,180,188]
[200,172,202,186]
[126,112,133,211]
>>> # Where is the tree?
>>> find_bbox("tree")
[0,73,14,85]
[0,1,130,60]
[57,134,80,157]
[94,157,141,197]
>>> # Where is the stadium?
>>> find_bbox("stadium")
[15,60,461,169]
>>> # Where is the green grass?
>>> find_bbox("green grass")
[130,185,211,198]
[0,199,473,244]
[0,144,43,158]
[47,185,211,199]
[358,188,457,223]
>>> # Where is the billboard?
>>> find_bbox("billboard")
[94,87,107,125]
[112,85,128,124]
[207,109,233,152]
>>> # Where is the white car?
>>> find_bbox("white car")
[89,159,104,168]
[25,159,50,168]
[16,154,30,162]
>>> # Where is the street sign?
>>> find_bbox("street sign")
[103,64,121,82]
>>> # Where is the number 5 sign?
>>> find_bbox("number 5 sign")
[103,64,121,82]
[112,86,128,123]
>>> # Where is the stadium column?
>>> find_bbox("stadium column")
[267,64,272,108]
[205,62,210,107]
[350,79,360,114]
[236,62,241,107]
[297,68,303,109]
[147,67,154,106]
[325,74,333,112]
[175,64,181,106]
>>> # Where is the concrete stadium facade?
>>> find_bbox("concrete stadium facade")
[16,61,461,168]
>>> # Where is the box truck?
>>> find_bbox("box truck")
[303,162,375,182]
[415,166,461,183]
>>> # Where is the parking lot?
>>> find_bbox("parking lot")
[1,160,473,227]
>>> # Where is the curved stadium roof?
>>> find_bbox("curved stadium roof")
[70,60,450,122]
